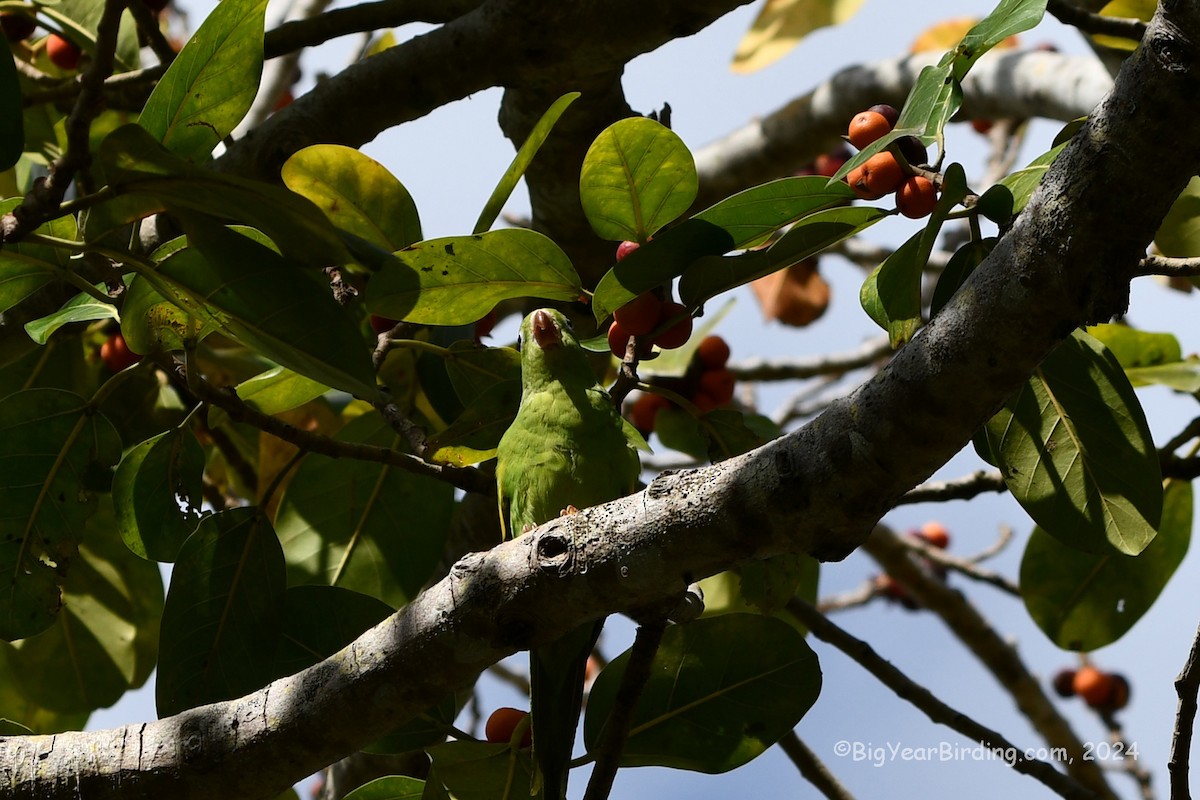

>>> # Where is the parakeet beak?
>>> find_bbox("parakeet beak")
[531,309,563,350]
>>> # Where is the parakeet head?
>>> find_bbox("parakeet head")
[517,308,594,390]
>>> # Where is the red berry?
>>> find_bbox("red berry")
[653,302,692,350]
[272,89,294,113]
[1,12,36,42]
[607,320,650,360]
[473,309,497,341]
[972,118,994,135]
[629,392,669,434]
[896,176,938,219]
[369,314,396,334]
[613,292,662,337]
[1052,669,1077,698]
[696,335,731,369]
[918,521,950,549]
[1072,666,1112,708]
[100,333,139,372]
[1107,674,1130,711]
[698,368,736,407]
[692,392,720,414]
[485,707,531,747]
[615,240,640,261]
[847,110,892,150]
[46,33,81,70]
[895,135,928,167]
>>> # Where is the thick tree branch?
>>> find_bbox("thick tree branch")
[1169,617,1200,799]
[214,0,750,181]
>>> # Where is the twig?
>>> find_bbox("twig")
[815,580,876,614]
[1047,0,1147,41]
[776,731,855,800]
[1139,255,1200,278]
[897,531,1021,597]
[262,0,480,59]
[730,337,891,382]
[487,660,531,697]
[123,0,177,67]
[581,618,667,800]
[862,527,1117,799]
[173,362,493,495]
[897,469,1007,505]
[1161,417,1200,457]
[1169,617,1200,799]
[785,597,1101,800]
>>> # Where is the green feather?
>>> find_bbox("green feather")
[495,308,640,799]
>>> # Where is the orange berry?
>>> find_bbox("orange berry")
[100,333,139,372]
[613,292,662,337]
[616,240,640,261]
[692,392,720,414]
[896,176,938,219]
[46,34,81,70]
[1072,666,1113,708]
[653,302,692,349]
[814,145,851,178]
[848,152,904,200]
[629,392,669,434]
[272,89,294,113]
[485,707,531,747]
[874,574,918,610]
[698,368,736,407]
[1107,674,1130,711]
[918,521,950,549]
[696,335,731,369]
[585,655,602,685]
[848,110,892,150]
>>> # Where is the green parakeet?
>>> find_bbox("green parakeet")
[495,308,641,800]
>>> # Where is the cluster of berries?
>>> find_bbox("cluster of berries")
[606,242,693,359]
[4,0,169,69]
[627,334,735,435]
[874,521,951,609]
[1052,665,1130,712]
[845,104,938,219]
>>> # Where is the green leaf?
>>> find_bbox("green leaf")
[985,330,1162,555]
[156,507,287,716]
[580,117,697,242]
[364,229,581,326]
[1087,324,1182,369]
[678,206,887,309]
[11,500,163,714]
[1022,479,1191,651]
[0,389,122,640]
[860,164,968,346]
[426,741,539,800]
[474,92,579,234]
[998,142,1066,216]
[112,429,205,562]
[443,342,522,405]
[95,124,353,268]
[1124,361,1200,393]
[24,289,117,345]
[344,776,427,800]
[0,197,79,314]
[0,29,22,172]
[930,237,995,317]
[274,585,392,676]
[425,379,522,467]
[1154,176,1200,258]
[0,642,90,733]
[121,265,218,356]
[276,412,455,608]
[583,614,821,772]
[282,144,422,250]
[233,367,331,417]
[154,218,380,399]
[138,0,269,161]
[591,177,856,322]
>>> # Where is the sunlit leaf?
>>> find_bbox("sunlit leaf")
[985,330,1162,555]
[112,429,205,562]
[138,0,269,161]
[732,0,867,73]
[365,229,581,326]
[580,117,697,242]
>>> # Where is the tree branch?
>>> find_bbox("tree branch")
[1169,617,1200,799]
[776,731,855,800]
[1048,0,1147,41]
[785,597,1099,800]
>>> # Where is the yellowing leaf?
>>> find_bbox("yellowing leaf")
[732,0,866,74]
[910,16,1020,53]
[1092,0,1154,51]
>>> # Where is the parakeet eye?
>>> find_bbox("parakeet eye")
[562,317,574,332]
